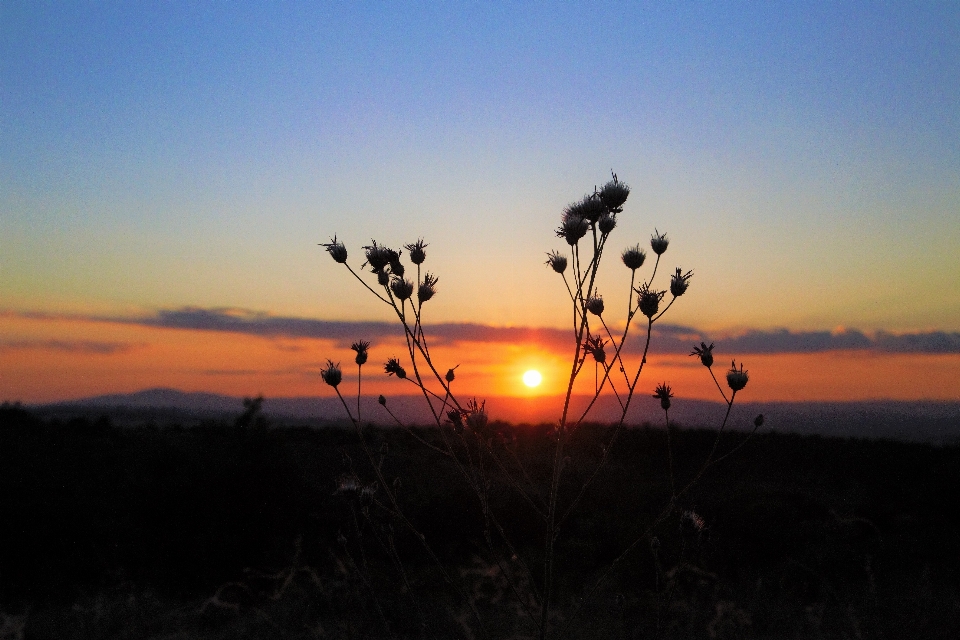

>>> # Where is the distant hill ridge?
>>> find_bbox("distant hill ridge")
[33,387,960,444]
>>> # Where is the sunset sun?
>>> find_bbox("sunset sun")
[522,370,542,388]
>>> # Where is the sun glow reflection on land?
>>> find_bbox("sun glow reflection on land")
[522,370,543,388]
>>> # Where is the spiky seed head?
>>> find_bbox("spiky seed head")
[653,382,674,411]
[726,360,749,391]
[557,217,589,246]
[584,335,606,363]
[599,174,630,212]
[404,238,427,265]
[546,250,568,274]
[650,230,669,256]
[377,270,390,286]
[382,248,403,277]
[390,277,414,301]
[445,366,458,383]
[320,360,342,387]
[593,342,607,363]
[598,213,617,235]
[385,357,407,379]
[586,295,605,316]
[418,273,438,303]
[622,245,647,270]
[563,194,606,223]
[321,236,348,263]
[636,283,665,318]
[689,342,715,368]
[447,409,464,434]
[378,394,387,405]
[754,414,764,427]
[670,268,693,297]
[363,241,391,272]
[351,340,370,365]
[581,194,607,222]
[465,398,488,432]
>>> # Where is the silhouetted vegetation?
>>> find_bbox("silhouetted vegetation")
[2,403,958,638]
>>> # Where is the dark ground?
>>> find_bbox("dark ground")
[2,401,958,639]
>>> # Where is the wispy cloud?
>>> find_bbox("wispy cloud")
[134,308,960,355]
[6,307,960,354]
[710,328,960,355]
[0,339,142,355]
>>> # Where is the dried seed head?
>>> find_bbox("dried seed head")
[445,365,458,383]
[754,413,764,427]
[598,213,617,235]
[378,394,387,405]
[586,295,605,316]
[690,342,715,368]
[351,340,370,366]
[383,248,404,277]
[377,270,390,286]
[390,277,414,301]
[726,360,749,392]
[584,335,607,363]
[599,173,630,212]
[404,238,428,265]
[320,236,348,263]
[653,382,674,411]
[621,245,647,270]
[564,194,606,223]
[320,360,342,387]
[446,409,464,434]
[465,398,488,432]
[636,283,666,318]
[546,250,568,274]
[384,358,407,379]
[418,273,438,303]
[362,240,391,273]
[670,268,693,297]
[557,217,589,246]
[650,230,669,256]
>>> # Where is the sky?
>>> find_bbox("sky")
[2,2,959,408]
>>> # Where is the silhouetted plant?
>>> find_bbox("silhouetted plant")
[320,172,761,638]
[234,394,268,430]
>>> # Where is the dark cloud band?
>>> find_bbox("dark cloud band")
[0,339,141,355]
[132,307,960,355]
[6,308,959,355]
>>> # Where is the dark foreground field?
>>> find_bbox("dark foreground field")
[2,402,958,639]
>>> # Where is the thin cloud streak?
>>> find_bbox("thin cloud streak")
[6,307,959,354]
[0,339,142,355]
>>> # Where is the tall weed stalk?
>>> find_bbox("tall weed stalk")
[319,174,759,638]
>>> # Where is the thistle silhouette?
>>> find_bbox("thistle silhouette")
[318,171,757,638]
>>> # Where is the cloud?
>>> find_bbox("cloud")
[710,328,960,355]
[0,339,142,355]
[132,307,575,349]
[6,307,960,354]
[138,308,960,355]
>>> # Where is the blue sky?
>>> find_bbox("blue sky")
[3,2,959,336]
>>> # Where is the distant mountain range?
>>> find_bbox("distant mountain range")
[33,387,960,444]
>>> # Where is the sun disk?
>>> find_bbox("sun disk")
[523,370,543,387]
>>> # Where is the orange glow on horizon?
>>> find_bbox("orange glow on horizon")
[2,312,960,405]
